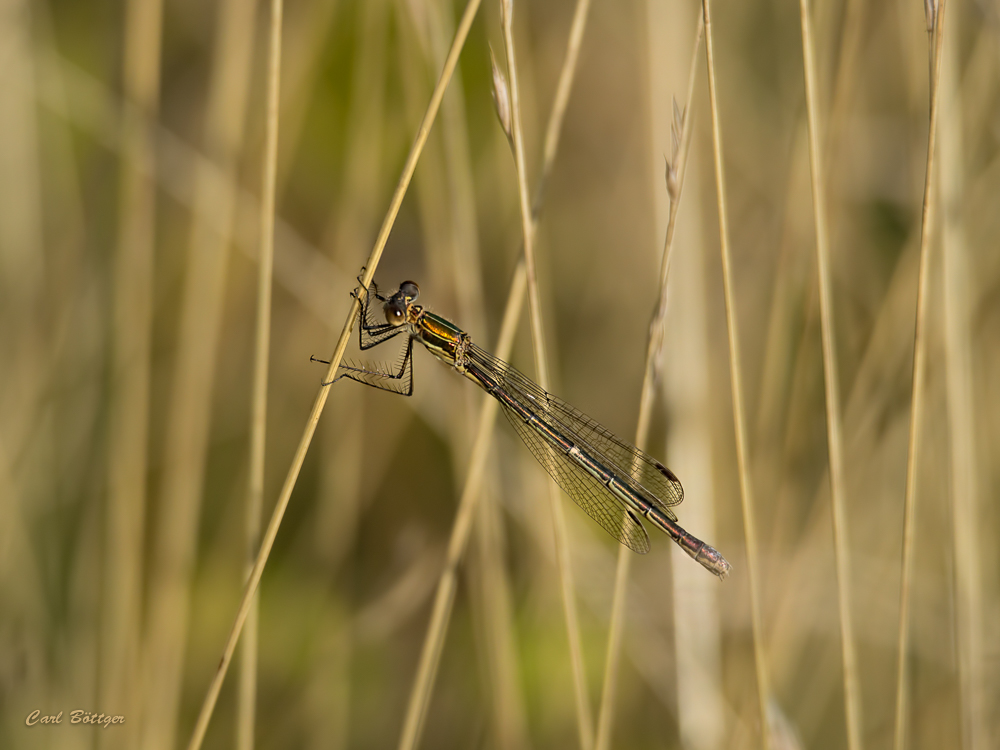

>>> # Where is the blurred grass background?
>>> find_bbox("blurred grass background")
[1,0,998,748]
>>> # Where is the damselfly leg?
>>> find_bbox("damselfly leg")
[330,335,415,395]
[312,280,416,395]
[354,280,407,350]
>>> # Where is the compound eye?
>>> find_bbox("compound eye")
[399,281,419,302]
[384,302,407,326]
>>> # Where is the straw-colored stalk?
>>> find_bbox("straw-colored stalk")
[822,0,864,183]
[306,4,390,739]
[473,482,528,750]
[416,0,487,336]
[431,5,486,329]
[939,14,985,750]
[420,1,528,744]
[797,1,863,748]
[398,9,461,319]
[396,267,527,750]
[395,0,598,745]
[594,14,704,750]
[139,0,256,746]
[237,1,281,749]
[394,1,499,743]
[499,2,595,748]
[0,0,44,301]
[701,0,771,745]
[3,16,82,688]
[101,0,162,747]
[531,0,592,217]
[272,0,341,196]
[322,0,388,260]
[2,0,92,742]
[893,4,947,750]
[184,2,484,747]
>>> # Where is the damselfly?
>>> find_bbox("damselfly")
[317,278,731,578]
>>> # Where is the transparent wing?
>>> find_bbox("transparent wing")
[498,392,651,553]
[471,345,683,521]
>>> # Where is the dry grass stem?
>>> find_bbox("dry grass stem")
[394,0,488,335]
[473,485,528,750]
[594,546,631,750]
[396,266,526,750]
[394,1,490,743]
[533,0,592,215]
[500,2,594,747]
[797,1,863,747]
[702,0,771,744]
[305,6,391,739]
[270,0,340,196]
[594,14,704,750]
[940,15,985,749]
[418,3,525,743]
[184,1,484,747]
[398,0,596,743]
[140,0,256,745]
[306,0,389,635]
[823,0,864,179]
[237,1,281,749]
[0,4,81,730]
[322,0,389,260]
[893,4,947,749]
[101,0,163,747]
[425,0,487,334]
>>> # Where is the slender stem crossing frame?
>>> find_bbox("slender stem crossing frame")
[237,1,281,749]
[894,4,947,750]
[396,1,600,743]
[797,0,863,747]
[595,13,706,750]
[499,1,595,745]
[702,0,772,745]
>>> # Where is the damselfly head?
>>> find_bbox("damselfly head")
[384,281,420,326]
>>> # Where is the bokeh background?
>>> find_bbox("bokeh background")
[1,0,997,748]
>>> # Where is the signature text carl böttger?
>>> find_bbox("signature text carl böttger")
[26,710,124,728]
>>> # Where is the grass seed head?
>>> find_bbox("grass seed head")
[489,45,513,145]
